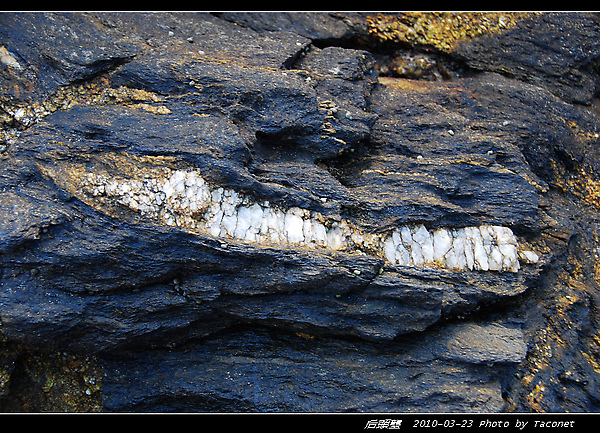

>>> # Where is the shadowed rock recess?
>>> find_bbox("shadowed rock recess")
[0,12,599,413]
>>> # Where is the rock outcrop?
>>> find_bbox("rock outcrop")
[0,12,599,413]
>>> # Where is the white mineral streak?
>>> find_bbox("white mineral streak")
[385,225,522,272]
[83,168,540,273]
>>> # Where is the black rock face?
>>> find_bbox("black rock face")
[0,12,599,413]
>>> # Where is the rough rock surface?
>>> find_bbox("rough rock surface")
[0,12,599,413]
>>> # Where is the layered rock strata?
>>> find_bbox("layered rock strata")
[1,12,599,414]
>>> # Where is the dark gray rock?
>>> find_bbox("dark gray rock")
[101,325,518,413]
[453,12,600,105]
[1,12,599,413]
[0,12,138,103]
[0,83,539,352]
[433,322,527,364]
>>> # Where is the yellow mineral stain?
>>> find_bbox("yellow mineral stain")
[366,12,534,52]
[128,103,171,114]
[378,76,435,92]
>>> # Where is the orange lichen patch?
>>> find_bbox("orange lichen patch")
[560,165,600,210]
[528,329,553,372]
[547,155,600,210]
[366,12,533,52]
[548,117,600,208]
[525,382,548,412]
[561,117,600,143]
[582,348,600,374]
[573,166,600,208]
[520,326,563,412]
[581,332,600,374]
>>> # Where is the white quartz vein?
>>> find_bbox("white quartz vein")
[82,167,540,273]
